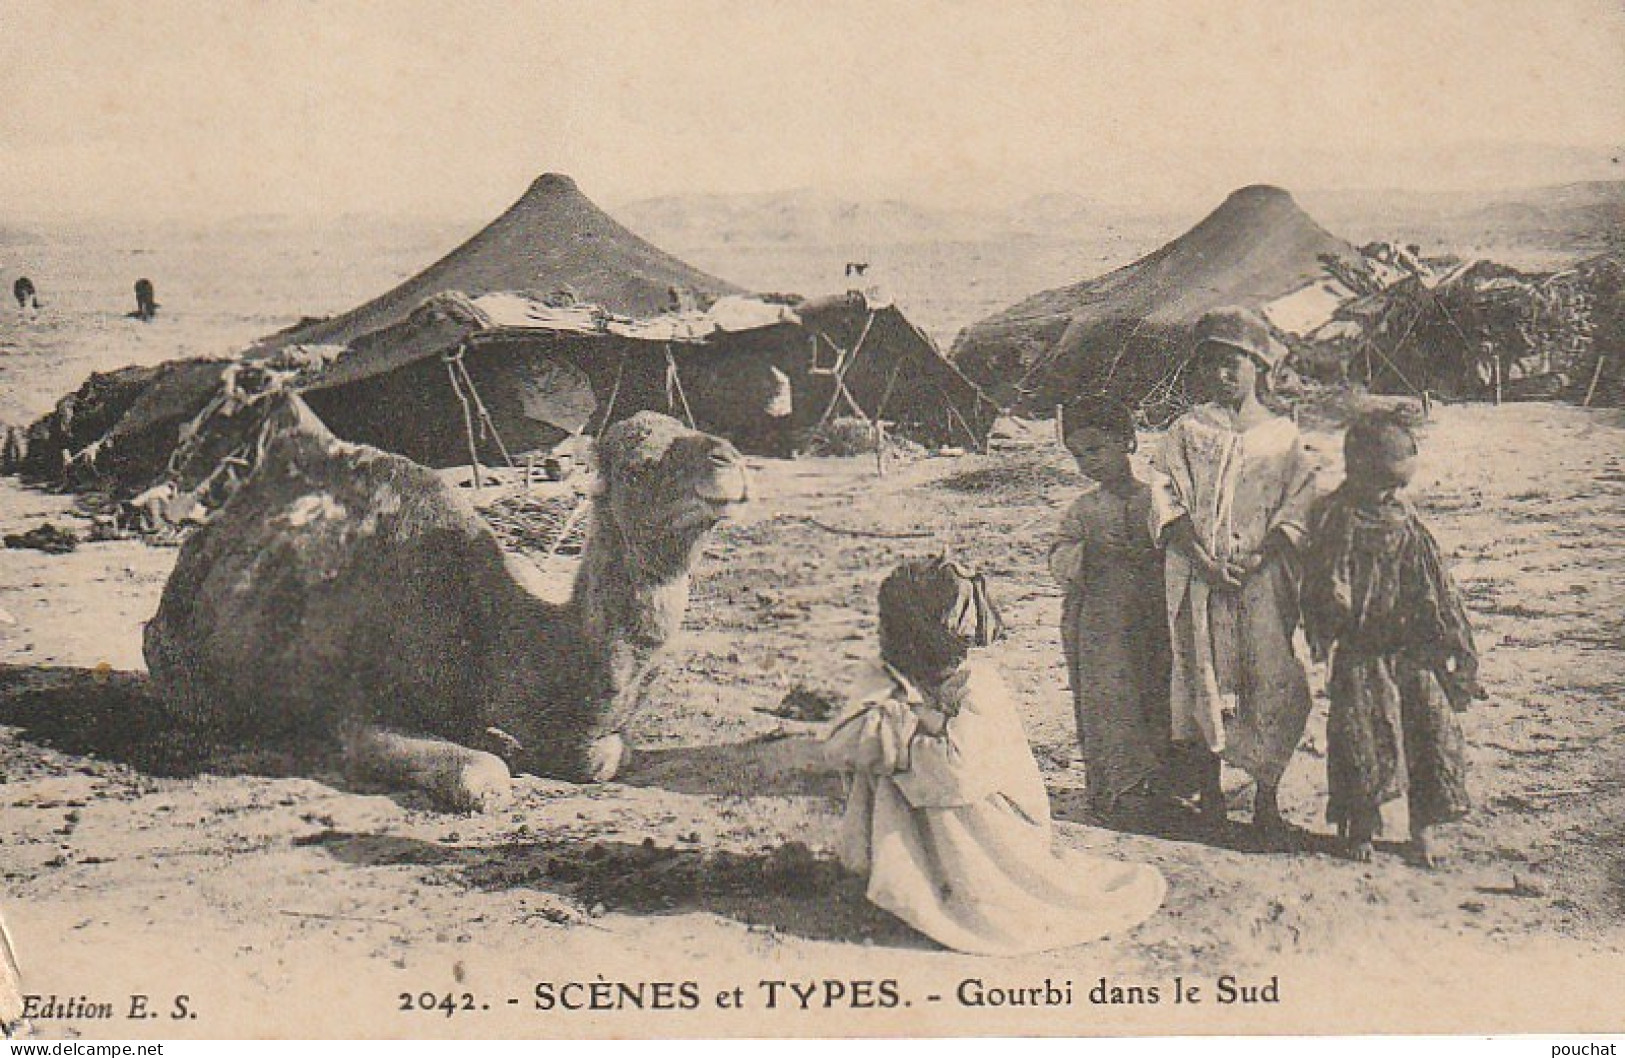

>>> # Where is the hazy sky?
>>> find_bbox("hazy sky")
[2,0,1621,221]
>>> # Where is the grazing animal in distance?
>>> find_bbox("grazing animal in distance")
[134,278,159,321]
[12,277,37,315]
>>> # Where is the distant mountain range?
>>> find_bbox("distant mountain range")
[1302,180,1624,265]
[612,188,1172,249]
[617,180,1624,266]
[0,223,40,245]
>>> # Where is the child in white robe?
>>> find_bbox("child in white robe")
[825,556,1166,955]
[1,906,22,1037]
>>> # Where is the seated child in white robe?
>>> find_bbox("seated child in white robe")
[825,556,1167,955]
[2,906,22,1037]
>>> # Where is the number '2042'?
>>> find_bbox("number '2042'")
[399,992,479,1016]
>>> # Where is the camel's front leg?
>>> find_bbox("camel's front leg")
[583,654,666,782]
[341,724,512,813]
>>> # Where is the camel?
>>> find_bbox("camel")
[143,397,748,810]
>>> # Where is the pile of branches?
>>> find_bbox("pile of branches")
[481,490,589,557]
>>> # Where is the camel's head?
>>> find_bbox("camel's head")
[593,412,748,577]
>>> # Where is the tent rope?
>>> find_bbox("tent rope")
[444,351,485,490]
[448,350,517,469]
[596,349,629,435]
[812,312,877,430]
[1366,300,1431,398]
[663,344,698,429]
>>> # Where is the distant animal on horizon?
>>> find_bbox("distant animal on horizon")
[845,262,869,278]
[133,278,159,321]
[12,277,38,314]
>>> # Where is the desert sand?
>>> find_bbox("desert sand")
[1,227,1622,1038]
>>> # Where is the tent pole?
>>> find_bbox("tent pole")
[1431,295,1495,398]
[1362,339,1426,399]
[453,355,516,469]
[445,349,483,491]
[812,332,852,430]
[595,349,628,436]
[919,367,983,451]
[882,315,985,451]
[875,362,904,420]
[1583,351,1607,407]
[813,312,876,430]
[664,344,697,429]
[1363,299,1429,399]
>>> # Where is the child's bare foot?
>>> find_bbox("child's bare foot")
[1251,816,1303,851]
[1412,826,1440,868]
[1197,797,1230,836]
[1251,784,1301,850]
[1341,811,1378,863]
[1191,749,1228,838]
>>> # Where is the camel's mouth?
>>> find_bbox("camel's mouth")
[696,486,749,509]
[664,487,747,536]
[694,465,750,512]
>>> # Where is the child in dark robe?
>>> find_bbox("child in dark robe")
[1301,410,1486,865]
[1049,395,1171,819]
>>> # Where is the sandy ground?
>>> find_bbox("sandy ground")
[2,231,1623,1038]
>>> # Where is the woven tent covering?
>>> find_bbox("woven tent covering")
[952,186,1365,416]
[9,284,998,530]
[258,173,745,349]
[8,174,751,489]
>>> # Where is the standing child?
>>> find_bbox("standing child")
[1301,410,1485,865]
[1151,307,1318,844]
[1050,395,1171,819]
[825,556,1166,955]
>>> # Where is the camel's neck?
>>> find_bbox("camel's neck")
[568,508,704,660]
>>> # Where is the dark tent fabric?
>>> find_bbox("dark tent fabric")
[300,289,998,470]
[10,173,998,511]
[12,363,166,482]
[952,185,1364,416]
[13,287,997,517]
[12,359,231,487]
[258,173,745,349]
[11,174,750,490]
[795,293,997,449]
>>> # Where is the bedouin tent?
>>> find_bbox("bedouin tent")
[8,172,993,505]
[9,286,997,528]
[278,287,996,471]
[950,185,1370,418]
[10,172,740,486]
[257,172,746,348]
